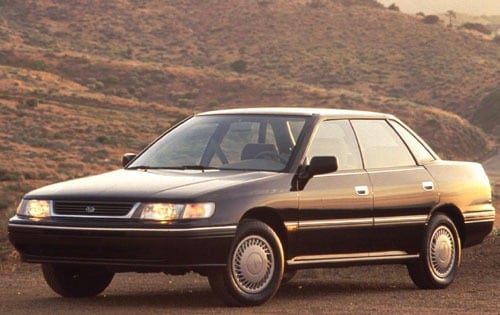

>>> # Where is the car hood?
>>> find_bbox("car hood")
[24,169,287,201]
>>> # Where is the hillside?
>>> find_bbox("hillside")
[376,0,500,16]
[0,0,498,239]
[1,1,499,116]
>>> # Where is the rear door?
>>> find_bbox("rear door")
[351,119,439,254]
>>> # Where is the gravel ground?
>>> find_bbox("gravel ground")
[0,231,498,314]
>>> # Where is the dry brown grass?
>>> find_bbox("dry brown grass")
[0,0,498,239]
[1,1,498,116]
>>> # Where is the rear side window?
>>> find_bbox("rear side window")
[389,120,435,164]
[351,120,416,169]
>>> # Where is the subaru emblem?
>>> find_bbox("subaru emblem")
[85,206,96,213]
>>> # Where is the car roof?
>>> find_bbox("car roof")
[198,107,395,120]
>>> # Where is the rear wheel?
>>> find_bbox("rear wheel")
[42,263,114,297]
[407,214,461,289]
[208,219,284,306]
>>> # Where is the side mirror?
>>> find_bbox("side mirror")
[122,153,137,167]
[307,156,338,178]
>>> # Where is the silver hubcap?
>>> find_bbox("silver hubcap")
[232,235,274,294]
[429,225,455,278]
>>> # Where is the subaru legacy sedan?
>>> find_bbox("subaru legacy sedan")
[8,108,495,306]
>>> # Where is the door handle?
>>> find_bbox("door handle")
[422,181,434,191]
[355,186,369,196]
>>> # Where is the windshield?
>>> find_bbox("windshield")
[128,114,308,172]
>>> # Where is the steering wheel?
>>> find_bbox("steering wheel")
[254,150,282,162]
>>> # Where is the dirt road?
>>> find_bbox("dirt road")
[0,232,498,314]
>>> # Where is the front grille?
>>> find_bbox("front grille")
[53,201,136,217]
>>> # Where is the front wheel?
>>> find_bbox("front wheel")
[407,214,461,289]
[281,269,297,284]
[42,263,114,297]
[208,219,284,306]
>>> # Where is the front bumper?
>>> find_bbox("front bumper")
[8,216,236,269]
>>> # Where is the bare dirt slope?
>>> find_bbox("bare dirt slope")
[482,150,500,227]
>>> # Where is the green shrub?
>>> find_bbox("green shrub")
[0,168,20,181]
[257,0,272,7]
[178,98,194,108]
[102,75,120,85]
[30,60,47,70]
[46,6,68,21]
[471,88,500,135]
[460,23,492,35]
[340,0,383,8]
[96,135,110,144]
[208,100,220,108]
[388,3,399,11]
[26,98,39,108]
[230,60,248,74]
[94,149,109,160]
[308,0,325,8]
[422,15,440,24]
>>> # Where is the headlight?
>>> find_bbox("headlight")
[138,202,215,221]
[17,199,51,218]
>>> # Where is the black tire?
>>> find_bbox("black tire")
[208,219,284,306]
[407,214,461,289]
[42,263,114,297]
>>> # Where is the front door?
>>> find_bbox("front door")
[297,120,373,257]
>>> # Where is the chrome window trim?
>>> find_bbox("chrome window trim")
[312,170,367,178]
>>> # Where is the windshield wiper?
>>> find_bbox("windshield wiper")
[127,165,218,172]
[127,165,155,170]
[180,165,219,172]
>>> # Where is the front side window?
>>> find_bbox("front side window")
[306,120,363,171]
[129,115,307,172]
[351,120,416,169]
